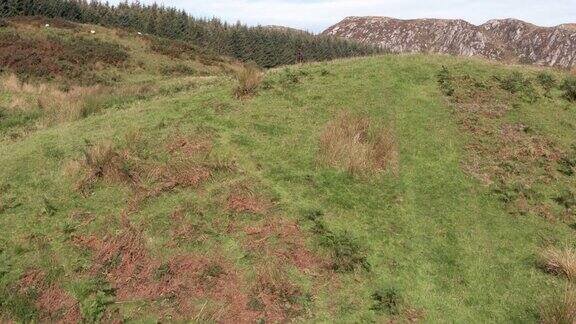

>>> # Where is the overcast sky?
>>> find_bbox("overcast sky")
[109,0,576,33]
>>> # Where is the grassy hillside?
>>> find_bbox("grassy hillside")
[1,38,576,322]
[0,17,240,138]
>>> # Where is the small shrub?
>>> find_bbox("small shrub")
[537,72,557,96]
[554,190,576,210]
[233,64,263,99]
[499,71,538,101]
[561,77,576,102]
[371,287,403,315]
[321,231,370,272]
[437,66,454,96]
[0,19,8,28]
[539,247,576,280]
[540,286,576,324]
[558,145,576,176]
[318,112,398,175]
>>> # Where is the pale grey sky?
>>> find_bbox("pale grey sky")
[109,0,576,33]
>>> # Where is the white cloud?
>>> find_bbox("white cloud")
[107,0,576,33]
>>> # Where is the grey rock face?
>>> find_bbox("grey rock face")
[323,16,576,68]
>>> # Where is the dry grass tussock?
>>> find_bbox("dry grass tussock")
[540,286,576,324]
[72,141,138,196]
[1,73,108,124]
[318,112,398,175]
[539,247,576,281]
[234,64,263,99]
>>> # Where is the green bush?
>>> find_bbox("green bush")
[536,72,556,95]
[558,144,576,176]
[560,77,576,102]
[437,66,454,96]
[499,71,538,102]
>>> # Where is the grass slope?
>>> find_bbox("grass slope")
[1,54,575,322]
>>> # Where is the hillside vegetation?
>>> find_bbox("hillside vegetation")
[0,0,382,67]
[1,18,576,323]
[0,17,240,136]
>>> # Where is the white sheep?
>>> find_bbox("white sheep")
[45,24,50,28]
[90,30,96,34]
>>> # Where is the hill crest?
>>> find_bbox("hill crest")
[323,16,576,68]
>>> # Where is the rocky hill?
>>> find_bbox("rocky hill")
[323,16,576,68]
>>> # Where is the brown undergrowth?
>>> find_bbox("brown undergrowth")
[65,133,331,321]
[17,269,81,323]
[442,70,573,220]
[0,31,127,83]
[244,217,325,272]
[318,111,399,175]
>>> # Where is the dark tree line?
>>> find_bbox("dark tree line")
[0,0,383,67]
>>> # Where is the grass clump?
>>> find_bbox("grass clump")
[73,141,135,196]
[539,247,576,280]
[319,230,370,272]
[318,112,398,175]
[234,64,263,99]
[540,286,576,324]
[560,77,576,102]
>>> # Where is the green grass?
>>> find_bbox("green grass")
[0,54,575,322]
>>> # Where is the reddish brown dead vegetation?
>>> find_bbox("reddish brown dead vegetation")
[244,218,324,272]
[447,74,567,218]
[74,139,212,201]
[0,29,127,82]
[227,193,271,215]
[166,135,212,157]
[76,224,262,322]
[318,112,399,175]
[248,260,306,322]
[17,269,81,323]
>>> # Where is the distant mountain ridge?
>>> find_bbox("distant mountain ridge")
[323,16,576,68]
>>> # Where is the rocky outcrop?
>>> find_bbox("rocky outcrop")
[323,16,576,68]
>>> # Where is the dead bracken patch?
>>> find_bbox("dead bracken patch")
[82,225,262,322]
[17,269,81,323]
[227,193,270,215]
[166,135,212,157]
[249,260,306,322]
[318,112,398,175]
[244,218,323,272]
[0,30,127,82]
[443,71,569,219]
